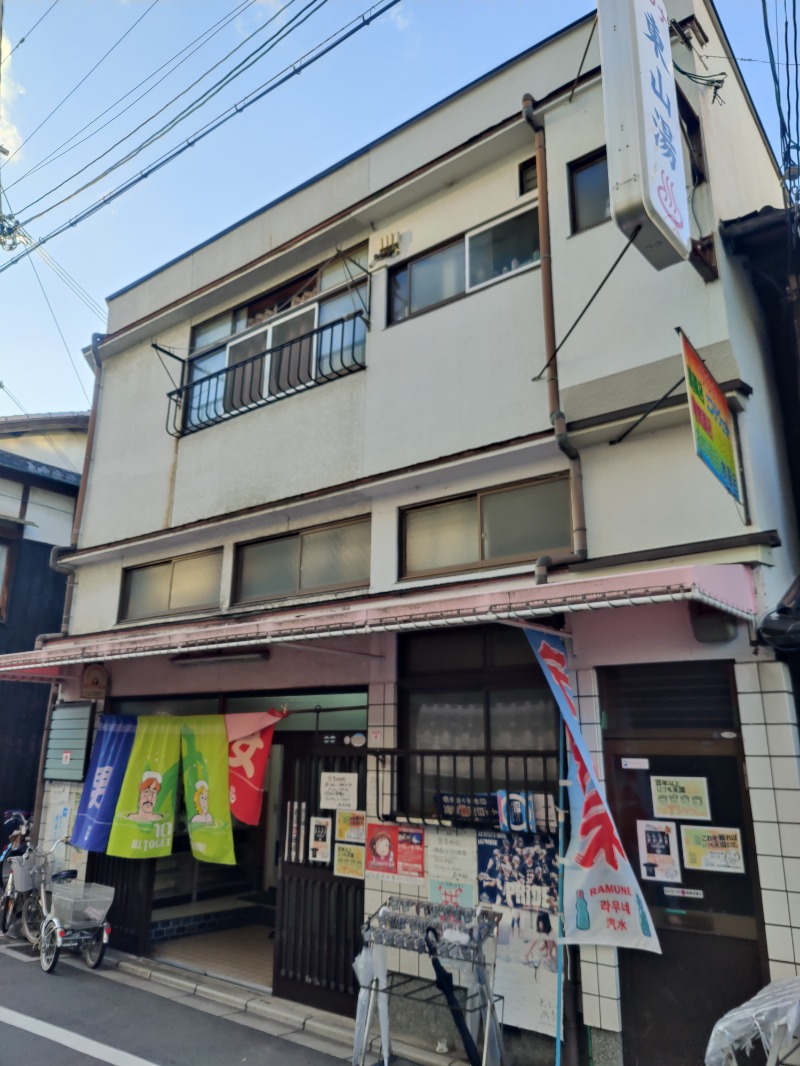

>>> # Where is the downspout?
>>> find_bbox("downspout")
[522,94,588,584]
[35,333,103,648]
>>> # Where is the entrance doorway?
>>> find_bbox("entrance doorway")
[599,663,768,1066]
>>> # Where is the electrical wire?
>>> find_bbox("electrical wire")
[0,384,81,473]
[0,0,403,275]
[26,255,91,405]
[1,0,161,169]
[4,0,260,193]
[15,0,325,222]
[0,0,60,68]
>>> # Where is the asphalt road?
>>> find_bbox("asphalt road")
[0,938,387,1066]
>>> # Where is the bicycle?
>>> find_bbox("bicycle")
[38,845,114,974]
[0,814,33,935]
[18,837,77,949]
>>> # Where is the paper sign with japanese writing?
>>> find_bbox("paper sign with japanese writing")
[681,826,745,873]
[681,331,741,501]
[335,809,366,843]
[320,772,358,810]
[637,820,681,883]
[425,824,477,885]
[651,775,711,821]
[334,842,365,879]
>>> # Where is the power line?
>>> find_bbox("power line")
[0,383,81,473]
[5,0,260,194]
[16,0,324,222]
[27,255,91,405]
[1,0,161,168]
[0,0,60,68]
[0,0,403,275]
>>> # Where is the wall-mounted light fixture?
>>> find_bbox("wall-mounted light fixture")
[170,648,271,666]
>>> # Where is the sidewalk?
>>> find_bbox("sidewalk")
[105,948,469,1066]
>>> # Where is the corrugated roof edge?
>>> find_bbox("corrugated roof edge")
[105,11,594,303]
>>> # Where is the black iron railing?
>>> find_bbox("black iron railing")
[166,311,367,436]
[371,748,560,832]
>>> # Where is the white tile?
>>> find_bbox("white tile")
[582,723,602,753]
[599,997,622,1032]
[579,945,597,964]
[737,693,766,724]
[746,757,774,789]
[577,670,598,698]
[742,725,769,756]
[789,892,800,927]
[758,855,787,890]
[781,824,800,858]
[595,946,618,967]
[770,960,797,981]
[785,858,800,893]
[761,890,791,926]
[794,928,800,964]
[580,962,599,995]
[734,663,761,694]
[763,692,797,725]
[775,791,800,823]
[582,993,601,1028]
[772,759,800,791]
[577,696,600,725]
[758,661,792,694]
[767,726,800,759]
[750,789,778,822]
[765,923,794,962]
[754,821,782,856]
[597,964,619,999]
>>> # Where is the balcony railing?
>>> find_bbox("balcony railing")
[166,311,366,437]
[372,747,560,831]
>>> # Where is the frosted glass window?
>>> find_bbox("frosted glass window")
[300,520,370,590]
[481,479,571,560]
[237,537,299,601]
[121,552,222,620]
[170,552,222,610]
[410,242,465,313]
[468,209,539,287]
[122,563,171,620]
[320,246,368,292]
[403,498,478,575]
[192,313,234,350]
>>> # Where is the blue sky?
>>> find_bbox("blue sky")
[0,0,787,421]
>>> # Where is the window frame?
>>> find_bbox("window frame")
[232,515,372,606]
[119,548,223,623]
[519,157,537,197]
[387,205,540,325]
[568,146,611,235]
[400,475,572,580]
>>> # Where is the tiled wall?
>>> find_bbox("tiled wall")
[735,660,800,979]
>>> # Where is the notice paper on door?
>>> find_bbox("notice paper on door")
[636,819,681,883]
[650,776,711,821]
[680,826,745,874]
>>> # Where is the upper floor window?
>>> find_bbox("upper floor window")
[519,158,537,196]
[569,148,610,233]
[233,517,371,604]
[389,208,539,323]
[120,550,222,621]
[182,246,369,432]
[401,477,571,578]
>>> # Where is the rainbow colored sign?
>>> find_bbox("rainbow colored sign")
[680,330,741,502]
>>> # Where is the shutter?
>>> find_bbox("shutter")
[598,662,737,735]
[43,701,94,781]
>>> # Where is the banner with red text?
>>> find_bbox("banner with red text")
[225,710,287,825]
[526,632,661,953]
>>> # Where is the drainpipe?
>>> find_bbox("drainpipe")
[522,95,588,584]
[36,333,103,647]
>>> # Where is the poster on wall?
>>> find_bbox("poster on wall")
[309,817,332,863]
[365,823,425,880]
[636,820,681,883]
[334,842,365,879]
[681,826,745,873]
[651,776,711,821]
[336,810,366,843]
[477,828,560,1037]
[425,825,476,886]
[320,772,358,810]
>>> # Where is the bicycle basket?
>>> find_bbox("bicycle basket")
[10,853,45,893]
[51,882,114,928]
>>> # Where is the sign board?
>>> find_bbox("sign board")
[680,826,745,873]
[651,774,711,821]
[636,819,681,882]
[598,0,691,268]
[319,772,358,810]
[680,331,741,501]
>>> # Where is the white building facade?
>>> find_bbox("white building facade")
[3,4,799,1064]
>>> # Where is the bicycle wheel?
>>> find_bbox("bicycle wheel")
[82,929,106,970]
[21,893,43,947]
[1,892,15,934]
[40,922,60,973]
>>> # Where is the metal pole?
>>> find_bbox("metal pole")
[555,717,567,1066]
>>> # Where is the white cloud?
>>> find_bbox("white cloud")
[0,38,24,160]
[389,5,412,32]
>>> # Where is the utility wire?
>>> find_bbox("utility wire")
[27,255,91,405]
[0,0,60,68]
[1,0,160,168]
[0,0,403,274]
[5,0,259,193]
[0,383,81,473]
[16,0,322,221]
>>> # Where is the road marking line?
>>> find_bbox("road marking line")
[0,1005,161,1066]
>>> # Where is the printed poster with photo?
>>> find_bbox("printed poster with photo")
[636,820,681,883]
[365,822,424,880]
[681,826,745,873]
[309,817,332,863]
[477,828,561,1037]
[336,809,366,843]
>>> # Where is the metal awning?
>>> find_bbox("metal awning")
[0,563,756,683]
